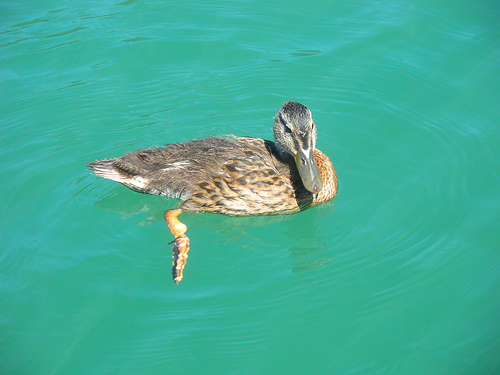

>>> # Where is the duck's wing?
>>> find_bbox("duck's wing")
[87,137,259,199]
[179,139,304,216]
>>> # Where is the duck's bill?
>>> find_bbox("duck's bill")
[294,147,323,194]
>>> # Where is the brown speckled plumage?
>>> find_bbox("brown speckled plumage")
[179,137,337,215]
[88,101,338,284]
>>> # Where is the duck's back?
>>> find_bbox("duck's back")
[88,137,291,197]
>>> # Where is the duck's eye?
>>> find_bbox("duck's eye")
[284,125,292,134]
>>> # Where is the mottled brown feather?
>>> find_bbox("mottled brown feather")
[88,135,337,216]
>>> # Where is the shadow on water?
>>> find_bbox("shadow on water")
[92,186,337,275]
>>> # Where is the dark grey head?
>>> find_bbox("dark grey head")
[273,101,323,193]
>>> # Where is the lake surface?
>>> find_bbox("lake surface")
[1,0,499,374]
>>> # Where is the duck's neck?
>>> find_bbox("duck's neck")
[274,141,289,158]
[313,149,338,203]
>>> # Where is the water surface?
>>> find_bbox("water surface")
[1,0,499,374]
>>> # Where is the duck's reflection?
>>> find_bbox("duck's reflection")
[95,189,336,276]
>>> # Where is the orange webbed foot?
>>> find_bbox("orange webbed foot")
[165,209,190,285]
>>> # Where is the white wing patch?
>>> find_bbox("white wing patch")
[129,175,149,189]
[161,161,190,172]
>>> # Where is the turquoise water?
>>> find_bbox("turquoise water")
[1,0,499,373]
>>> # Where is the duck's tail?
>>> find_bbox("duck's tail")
[87,158,151,192]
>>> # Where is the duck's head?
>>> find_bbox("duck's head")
[273,101,323,194]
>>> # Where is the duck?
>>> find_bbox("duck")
[88,101,338,284]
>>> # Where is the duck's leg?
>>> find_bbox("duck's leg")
[164,209,190,285]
